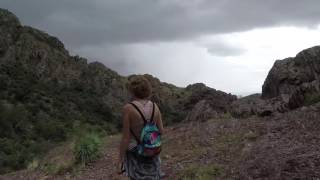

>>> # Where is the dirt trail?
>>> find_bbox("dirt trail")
[60,135,127,180]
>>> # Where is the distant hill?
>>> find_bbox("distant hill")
[0,8,236,173]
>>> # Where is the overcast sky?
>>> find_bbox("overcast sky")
[2,0,320,95]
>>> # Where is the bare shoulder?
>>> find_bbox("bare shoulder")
[153,102,161,113]
[122,103,132,112]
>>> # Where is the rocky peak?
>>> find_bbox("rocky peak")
[0,8,21,56]
[21,26,66,53]
[186,83,208,92]
[0,8,20,31]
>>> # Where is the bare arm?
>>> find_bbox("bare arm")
[119,104,131,162]
[155,104,164,134]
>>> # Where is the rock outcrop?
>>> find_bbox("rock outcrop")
[185,100,219,122]
[231,94,288,118]
[262,46,320,109]
[232,46,320,118]
[184,83,237,121]
[231,94,271,118]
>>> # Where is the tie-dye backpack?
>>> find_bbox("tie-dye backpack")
[130,102,161,157]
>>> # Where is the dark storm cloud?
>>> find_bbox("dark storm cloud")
[2,0,320,48]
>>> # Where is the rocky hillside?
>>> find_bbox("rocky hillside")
[2,102,319,179]
[0,8,236,174]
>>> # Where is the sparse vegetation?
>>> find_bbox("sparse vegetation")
[177,164,223,180]
[0,93,114,173]
[304,92,320,106]
[38,141,75,175]
[221,112,232,119]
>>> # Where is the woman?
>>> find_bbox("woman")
[117,75,164,180]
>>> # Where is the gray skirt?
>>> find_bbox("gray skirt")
[124,150,161,180]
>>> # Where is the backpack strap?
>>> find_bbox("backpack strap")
[150,102,155,123]
[130,128,141,144]
[129,102,147,125]
[129,102,155,144]
[129,102,146,144]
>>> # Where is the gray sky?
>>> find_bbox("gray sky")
[2,0,320,95]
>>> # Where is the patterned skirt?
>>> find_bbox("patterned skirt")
[124,150,161,180]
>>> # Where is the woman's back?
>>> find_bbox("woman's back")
[130,100,154,137]
[118,75,164,180]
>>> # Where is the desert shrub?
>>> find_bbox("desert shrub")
[159,104,187,125]
[304,92,320,106]
[0,103,29,137]
[221,112,232,119]
[34,111,67,142]
[74,133,103,164]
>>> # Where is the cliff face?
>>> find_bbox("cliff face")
[0,8,236,173]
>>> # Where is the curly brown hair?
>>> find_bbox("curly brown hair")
[127,75,152,99]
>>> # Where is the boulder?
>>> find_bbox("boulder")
[231,94,288,118]
[185,100,219,122]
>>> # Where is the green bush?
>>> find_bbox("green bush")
[0,138,37,174]
[74,133,103,164]
[0,59,118,174]
[35,118,67,142]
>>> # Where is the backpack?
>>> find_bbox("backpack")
[129,102,161,157]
